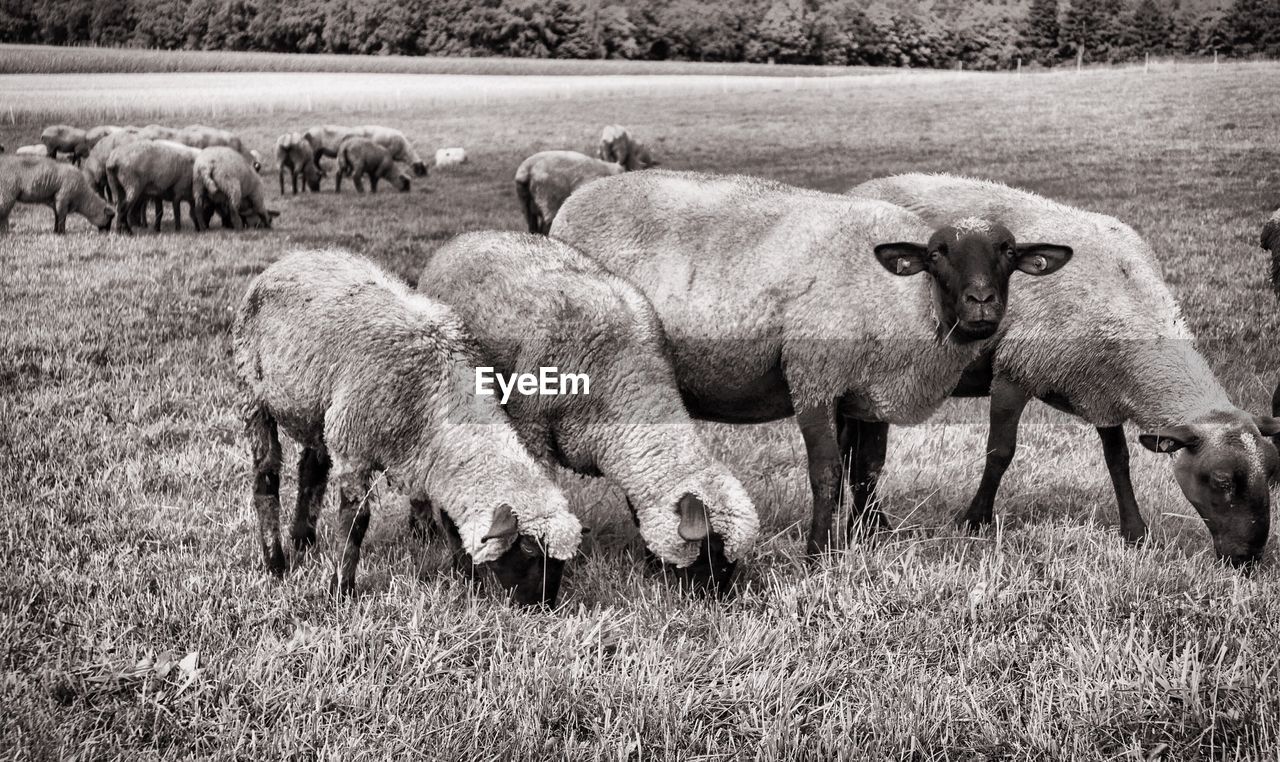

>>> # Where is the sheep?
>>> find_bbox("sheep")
[192,146,277,230]
[597,124,657,171]
[136,124,183,142]
[15,145,47,156]
[105,139,200,234]
[851,172,1280,566]
[434,147,467,168]
[303,125,427,187]
[179,124,262,172]
[232,249,582,601]
[275,132,322,194]
[83,130,145,204]
[418,232,760,595]
[514,151,624,235]
[551,170,1074,555]
[1261,208,1280,422]
[0,155,114,234]
[40,125,90,165]
[335,138,410,194]
[85,125,132,147]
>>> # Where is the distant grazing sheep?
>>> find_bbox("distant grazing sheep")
[15,145,46,156]
[419,232,760,595]
[136,124,183,142]
[597,124,657,171]
[0,155,114,234]
[193,146,277,230]
[335,138,410,194]
[852,172,1280,566]
[275,132,322,194]
[105,139,200,234]
[232,249,582,601]
[40,125,90,165]
[434,147,467,168]
[83,129,143,203]
[303,125,427,187]
[552,170,1074,555]
[85,125,132,147]
[514,150,624,235]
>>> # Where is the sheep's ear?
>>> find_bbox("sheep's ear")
[1139,426,1199,454]
[481,503,519,543]
[1013,243,1073,276]
[676,493,710,542]
[874,242,929,276]
[1253,415,1280,438]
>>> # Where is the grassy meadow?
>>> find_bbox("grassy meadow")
[3,61,1280,758]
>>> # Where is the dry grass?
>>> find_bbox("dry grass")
[2,62,1280,758]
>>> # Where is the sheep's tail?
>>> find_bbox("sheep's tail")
[514,166,540,234]
[1262,218,1280,301]
[104,162,124,210]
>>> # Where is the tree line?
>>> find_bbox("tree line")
[2,0,1278,69]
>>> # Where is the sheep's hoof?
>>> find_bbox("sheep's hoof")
[328,573,356,597]
[264,548,288,577]
[954,509,992,533]
[291,525,317,551]
[1120,524,1148,545]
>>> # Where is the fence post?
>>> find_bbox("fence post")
[1016,57,1022,75]
[1144,52,1149,73]
[1076,48,1083,73]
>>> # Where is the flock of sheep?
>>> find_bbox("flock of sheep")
[5,117,1280,608]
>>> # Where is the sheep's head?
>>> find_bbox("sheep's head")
[302,160,323,192]
[411,161,429,178]
[81,192,114,232]
[478,503,566,606]
[1141,411,1280,568]
[874,219,1073,343]
[396,172,412,193]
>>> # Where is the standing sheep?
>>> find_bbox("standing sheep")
[275,132,322,194]
[418,232,759,595]
[597,125,657,171]
[514,151,624,235]
[1262,208,1280,421]
[335,138,410,194]
[232,249,582,601]
[192,146,277,230]
[40,125,90,165]
[0,156,114,234]
[303,125,427,187]
[851,173,1280,566]
[179,124,262,171]
[551,171,1074,554]
[105,139,200,234]
[85,125,132,148]
[83,129,143,202]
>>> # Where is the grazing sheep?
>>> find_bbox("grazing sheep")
[193,146,277,230]
[1262,208,1280,421]
[179,124,262,172]
[105,139,200,234]
[303,125,427,187]
[85,125,132,147]
[597,124,657,171]
[275,132,322,194]
[15,145,47,156]
[136,124,183,142]
[434,147,467,168]
[514,151,624,235]
[0,155,114,234]
[335,138,410,194]
[83,129,144,203]
[552,170,1073,554]
[851,173,1280,566]
[40,125,90,164]
[232,249,582,601]
[419,232,759,595]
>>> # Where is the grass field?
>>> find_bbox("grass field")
[3,61,1280,758]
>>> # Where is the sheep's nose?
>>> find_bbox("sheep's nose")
[965,287,997,305]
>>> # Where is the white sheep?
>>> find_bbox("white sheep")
[335,138,410,194]
[434,147,467,168]
[303,125,428,184]
[551,170,1073,555]
[596,124,657,171]
[232,249,583,601]
[15,145,47,156]
[0,155,114,234]
[514,150,624,235]
[418,231,759,595]
[83,129,143,201]
[105,139,200,234]
[275,132,322,194]
[852,172,1280,565]
[192,146,277,230]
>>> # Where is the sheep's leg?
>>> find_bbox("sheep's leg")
[52,195,68,234]
[797,402,843,555]
[957,378,1028,530]
[369,175,378,194]
[334,166,343,193]
[171,199,182,232]
[246,404,287,576]
[1097,425,1147,543]
[291,446,330,557]
[279,166,286,195]
[0,207,9,235]
[408,497,438,541]
[330,465,373,596]
[151,198,163,232]
[837,417,892,539]
[353,172,365,194]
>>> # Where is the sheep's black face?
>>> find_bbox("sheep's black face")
[487,535,564,607]
[666,534,735,598]
[874,221,1073,344]
[411,161,429,178]
[1141,412,1280,568]
[397,175,411,193]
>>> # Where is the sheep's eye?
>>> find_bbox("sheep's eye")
[931,245,946,260]
[519,536,541,556]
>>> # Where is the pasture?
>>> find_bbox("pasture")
[3,57,1280,758]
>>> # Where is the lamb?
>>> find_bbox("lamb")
[0,155,114,234]
[40,125,90,164]
[105,139,200,234]
[303,125,428,187]
[514,150,624,235]
[232,249,582,601]
[335,138,410,194]
[418,232,759,595]
[274,132,322,194]
[851,172,1280,566]
[434,147,467,168]
[597,124,657,171]
[192,146,277,230]
[1261,207,1280,421]
[551,170,1074,555]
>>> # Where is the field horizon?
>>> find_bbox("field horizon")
[3,57,1280,758]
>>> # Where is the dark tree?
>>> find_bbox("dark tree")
[1021,0,1059,64]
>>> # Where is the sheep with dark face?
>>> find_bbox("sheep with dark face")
[275,132,322,194]
[515,151,624,235]
[232,249,582,601]
[40,125,90,165]
[552,170,1073,554]
[852,172,1280,567]
[0,155,114,234]
[335,138,410,194]
[597,125,657,171]
[105,139,200,234]
[192,146,277,230]
[419,232,759,596]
